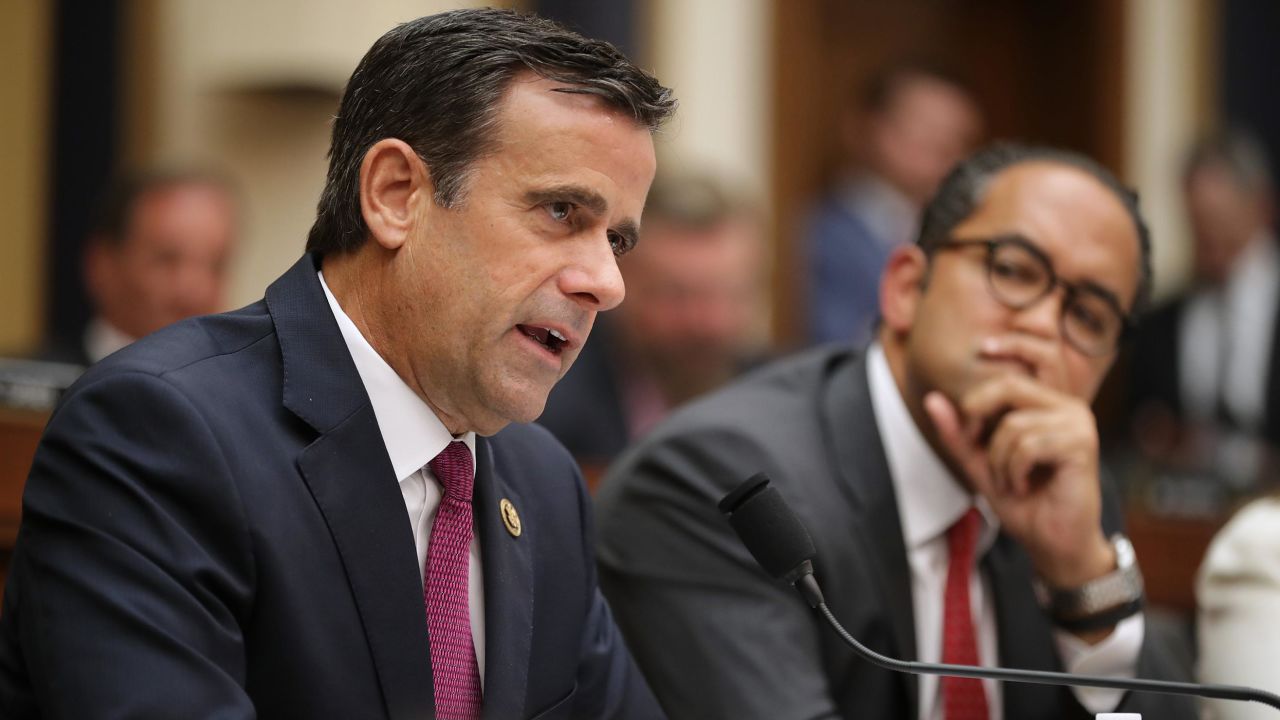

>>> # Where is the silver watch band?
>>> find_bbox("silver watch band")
[1034,534,1144,620]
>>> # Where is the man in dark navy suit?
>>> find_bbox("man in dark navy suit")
[0,9,673,719]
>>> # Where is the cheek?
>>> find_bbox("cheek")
[1069,355,1110,399]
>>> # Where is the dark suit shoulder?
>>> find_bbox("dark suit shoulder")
[650,344,857,443]
[74,302,275,388]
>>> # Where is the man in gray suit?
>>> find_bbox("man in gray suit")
[597,145,1197,719]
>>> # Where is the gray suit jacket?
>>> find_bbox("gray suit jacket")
[596,346,1196,719]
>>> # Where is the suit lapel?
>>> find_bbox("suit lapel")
[268,255,434,719]
[472,437,534,720]
[819,353,919,719]
[297,410,434,719]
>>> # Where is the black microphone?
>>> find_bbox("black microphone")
[719,472,1280,713]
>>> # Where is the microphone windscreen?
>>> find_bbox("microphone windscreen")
[720,473,817,580]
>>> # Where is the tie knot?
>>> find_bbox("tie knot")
[947,506,982,562]
[428,441,474,502]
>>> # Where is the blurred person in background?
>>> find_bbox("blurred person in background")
[1197,493,1280,720]
[805,61,983,347]
[539,172,765,481]
[1127,130,1280,489]
[42,169,239,366]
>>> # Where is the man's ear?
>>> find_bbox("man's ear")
[879,245,929,333]
[359,138,431,251]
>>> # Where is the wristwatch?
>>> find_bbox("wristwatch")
[1035,534,1145,633]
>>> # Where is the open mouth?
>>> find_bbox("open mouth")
[516,324,568,355]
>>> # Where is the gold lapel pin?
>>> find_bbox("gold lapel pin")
[500,498,522,538]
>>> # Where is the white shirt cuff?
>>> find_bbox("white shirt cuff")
[1052,612,1145,712]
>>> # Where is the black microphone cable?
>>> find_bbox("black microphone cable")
[720,472,1280,714]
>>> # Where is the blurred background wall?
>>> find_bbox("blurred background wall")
[1,0,1274,356]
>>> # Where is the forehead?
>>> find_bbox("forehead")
[486,75,657,216]
[126,183,235,238]
[950,160,1141,307]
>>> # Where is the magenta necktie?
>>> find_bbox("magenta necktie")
[425,441,482,720]
[942,507,989,720]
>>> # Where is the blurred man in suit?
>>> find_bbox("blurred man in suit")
[539,172,765,478]
[1128,130,1279,487]
[599,145,1196,719]
[44,169,239,366]
[0,9,673,719]
[806,62,983,346]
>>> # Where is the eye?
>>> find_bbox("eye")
[608,231,636,257]
[992,257,1042,285]
[1067,300,1107,335]
[546,201,574,223]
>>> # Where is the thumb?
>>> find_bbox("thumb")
[924,390,990,489]
[924,390,965,453]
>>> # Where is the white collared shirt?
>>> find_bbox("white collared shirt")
[84,316,136,364]
[866,344,1142,719]
[319,272,486,685]
[1180,231,1280,431]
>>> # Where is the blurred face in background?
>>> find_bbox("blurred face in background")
[87,182,237,339]
[617,215,762,403]
[863,75,983,206]
[1185,162,1273,286]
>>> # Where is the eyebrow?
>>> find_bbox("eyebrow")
[524,184,641,251]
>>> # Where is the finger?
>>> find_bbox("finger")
[924,391,991,491]
[1007,428,1051,496]
[961,373,1066,423]
[985,409,1039,496]
[980,335,1069,391]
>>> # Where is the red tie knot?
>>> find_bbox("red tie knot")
[947,506,982,564]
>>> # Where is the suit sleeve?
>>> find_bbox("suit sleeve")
[596,429,842,720]
[5,371,256,718]
[1073,473,1198,720]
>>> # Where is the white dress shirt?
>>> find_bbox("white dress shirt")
[1180,231,1280,431]
[866,344,1142,719]
[319,272,486,685]
[84,316,136,364]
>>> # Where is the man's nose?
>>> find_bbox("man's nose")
[560,236,626,312]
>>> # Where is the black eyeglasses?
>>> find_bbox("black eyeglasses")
[931,235,1134,357]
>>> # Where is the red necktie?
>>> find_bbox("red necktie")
[942,507,989,720]
[425,442,482,720]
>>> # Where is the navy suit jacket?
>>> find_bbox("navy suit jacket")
[0,254,659,719]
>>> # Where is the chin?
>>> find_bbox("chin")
[485,387,551,429]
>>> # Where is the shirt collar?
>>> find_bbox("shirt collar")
[319,271,475,481]
[865,343,997,554]
[84,316,136,364]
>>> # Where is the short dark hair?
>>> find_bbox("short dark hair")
[91,168,236,248]
[306,8,676,256]
[917,143,1153,313]
[1182,128,1273,194]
